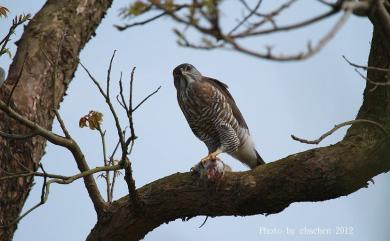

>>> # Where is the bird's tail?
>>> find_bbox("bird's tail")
[255,150,265,166]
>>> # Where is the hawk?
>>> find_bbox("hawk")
[173,63,265,169]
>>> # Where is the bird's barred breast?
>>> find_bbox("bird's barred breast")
[178,81,246,153]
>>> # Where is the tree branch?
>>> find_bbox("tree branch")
[1,162,122,227]
[343,55,390,72]
[0,99,108,215]
[0,130,38,140]
[291,119,388,144]
[225,9,351,61]
[86,137,390,241]
[118,0,374,61]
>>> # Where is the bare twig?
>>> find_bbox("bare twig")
[0,130,39,140]
[228,0,263,36]
[226,9,351,61]
[0,171,67,181]
[175,29,224,50]
[291,119,388,145]
[118,72,129,113]
[127,67,137,153]
[198,216,209,228]
[122,67,139,207]
[115,4,189,31]
[109,140,121,201]
[115,12,167,31]
[234,1,372,39]
[79,62,126,151]
[0,164,47,229]
[53,109,71,138]
[39,164,48,205]
[97,126,112,203]
[106,50,116,98]
[235,0,298,36]
[343,55,390,72]
[0,162,124,227]
[0,99,71,146]
[355,69,390,92]
[316,0,337,8]
[0,14,30,55]
[1,163,122,182]
[132,86,161,113]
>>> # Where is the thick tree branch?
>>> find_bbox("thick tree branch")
[86,137,390,241]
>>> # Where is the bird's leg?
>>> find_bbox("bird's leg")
[200,148,223,166]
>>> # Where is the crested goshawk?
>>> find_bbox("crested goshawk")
[173,63,265,169]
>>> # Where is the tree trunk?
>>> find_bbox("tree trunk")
[0,1,113,240]
[85,24,390,241]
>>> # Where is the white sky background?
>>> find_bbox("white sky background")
[1,0,389,240]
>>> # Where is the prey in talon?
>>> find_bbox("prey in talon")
[191,157,232,180]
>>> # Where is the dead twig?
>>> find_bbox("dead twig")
[355,69,390,87]
[291,119,388,145]
[133,86,161,113]
[0,162,123,228]
[96,125,112,203]
[225,9,351,61]
[343,55,390,72]
[0,164,47,229]
[0,14,31,55]
[0,130,39,140]
[53,109,71,138]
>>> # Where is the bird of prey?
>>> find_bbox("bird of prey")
[173,63,265,169]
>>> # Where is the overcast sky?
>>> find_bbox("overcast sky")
[1,1,389,241]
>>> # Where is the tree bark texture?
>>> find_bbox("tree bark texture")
[86,26,390,241]
[0,1,113,240]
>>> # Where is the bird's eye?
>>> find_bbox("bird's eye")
[185,65,191,71]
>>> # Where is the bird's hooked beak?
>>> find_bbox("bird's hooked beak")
[179,67,190,78]
[173,66,189,80]
[182,66,201,83]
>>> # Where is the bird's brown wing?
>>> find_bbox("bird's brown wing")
[203,76,249,129]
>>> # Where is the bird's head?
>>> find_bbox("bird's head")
[173,63,202,90]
